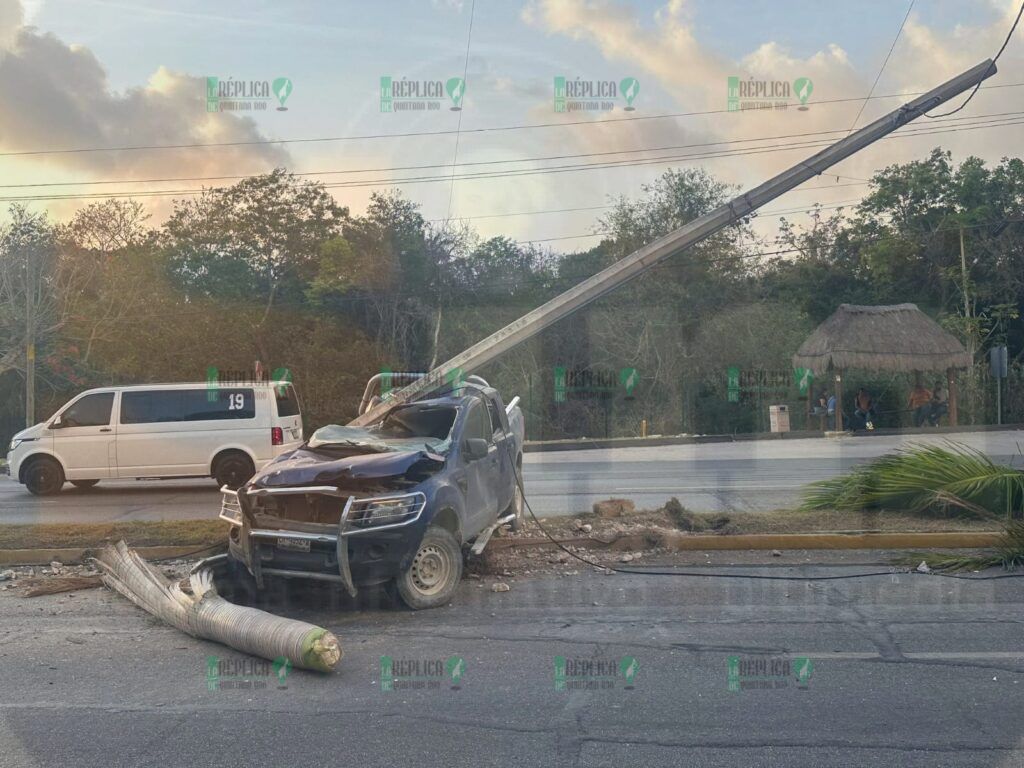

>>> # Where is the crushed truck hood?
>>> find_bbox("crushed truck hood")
[248,445,445,489]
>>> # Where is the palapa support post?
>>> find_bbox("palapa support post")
[947,367,959,426]
[834,369,844,432]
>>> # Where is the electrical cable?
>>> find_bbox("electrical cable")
[0,82,1021,159]
[924,1,1024,118]
[0,110,1013,191]
[0,111,1020,204]
[478,385,1024,583]
[149,541,227,562]
[511,464,1024,581]
[444,0,476,221]
[848,0,914,131]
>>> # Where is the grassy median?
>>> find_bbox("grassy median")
[0,520,228,551]
[0,507,1000,553]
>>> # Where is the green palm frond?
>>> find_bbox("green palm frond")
[995,520,1024,568]
[800,442,1024,519]
[897,520,1024,572]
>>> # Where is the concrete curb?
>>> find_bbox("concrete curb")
[524,423,1024,453]
[0,532,1002,566]
[0,544,224,566]
[488,531,1004,552]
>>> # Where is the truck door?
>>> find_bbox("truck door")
[459,401,500,533]
[486,397,514,512]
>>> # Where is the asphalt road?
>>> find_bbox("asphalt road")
[2,562,1023,767]
[2,429,1022,523]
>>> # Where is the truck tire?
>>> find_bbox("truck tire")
[394,526,463,610]
[24,456,65,496]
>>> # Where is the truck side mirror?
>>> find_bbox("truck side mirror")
[464,438,488,461]
[50,415,63,429]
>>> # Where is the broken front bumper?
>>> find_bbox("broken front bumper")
[220,485,426,597]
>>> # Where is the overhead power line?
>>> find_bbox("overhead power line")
[849,0,914,131]
[0,108,1015,191]
[0,82,1020,159]
[924,1,1024,118]
[0,112,1020,204]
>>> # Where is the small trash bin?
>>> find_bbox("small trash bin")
[769,404,790,433]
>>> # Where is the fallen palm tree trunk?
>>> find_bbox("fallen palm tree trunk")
[94,541,341,672]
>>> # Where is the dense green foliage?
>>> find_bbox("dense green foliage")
[1,148,1023,443]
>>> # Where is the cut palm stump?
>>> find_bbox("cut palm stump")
[94,541,341,672]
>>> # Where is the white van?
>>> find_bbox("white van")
[5,381,303,496]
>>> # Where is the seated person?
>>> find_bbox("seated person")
[852,388,876,430]
[927,385,948,426]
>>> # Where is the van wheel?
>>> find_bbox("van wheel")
[394,526,463,610]
[24,457,65,496]
[70,480,99,489]
[213,452,255,490]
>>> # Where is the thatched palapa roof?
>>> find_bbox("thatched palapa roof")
[792,303,971,374]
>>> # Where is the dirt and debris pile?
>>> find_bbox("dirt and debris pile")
[664,497,734,533]
[593,499,635,518]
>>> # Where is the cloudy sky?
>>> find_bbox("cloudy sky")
[0,0,1021,247]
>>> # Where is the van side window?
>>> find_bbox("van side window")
[61,393,114,428]
[183,389,255,420]
[121,389,255,424]
[121,391,178,424]
[464,403,491,444]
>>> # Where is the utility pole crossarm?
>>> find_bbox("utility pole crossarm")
[349,59,997,428]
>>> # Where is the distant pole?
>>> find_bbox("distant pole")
[25,252,35,428]
[947,368,959,426]
[959,226,973,359]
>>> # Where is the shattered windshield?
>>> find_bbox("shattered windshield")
[308,405,456,454]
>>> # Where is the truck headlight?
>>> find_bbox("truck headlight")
[9,439,24,452]
[349,493,426,530]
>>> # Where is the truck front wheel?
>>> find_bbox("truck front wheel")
[393,526,463,610]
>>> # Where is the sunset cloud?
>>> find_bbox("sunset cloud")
[0,0,289,215]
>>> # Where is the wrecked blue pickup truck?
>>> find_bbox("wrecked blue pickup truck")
[218,376,524,609]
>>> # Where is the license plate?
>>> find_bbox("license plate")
[277,537,310,553]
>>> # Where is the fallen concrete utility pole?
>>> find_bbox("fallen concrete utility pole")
[95,542,341,672]
[350,59,997,428]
